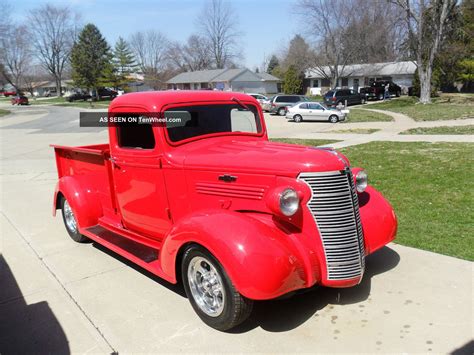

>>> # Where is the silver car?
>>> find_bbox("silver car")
[286,102,348,123]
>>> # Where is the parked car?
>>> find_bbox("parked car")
[360,80,402,101]
[246,93,268,106]
[96,88,117,100]
[266,94,310,115]
[3,90,17,97]
[11,95,29,105]
[286,101,348,123]
[324,89,365,107]
[52,91,397,331]
[66,92,92,102]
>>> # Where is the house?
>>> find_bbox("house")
[33,80,73,96]
[167,68,281,94]
[305,61,417,95]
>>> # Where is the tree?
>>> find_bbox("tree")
[71,24,111,98]
[0,25,31,91]
[394,0,458,103]
[199,0,241,69]
[266,55,280,74]
[113,37,137,75]
[283,65,302,94]
[282,35,313,75]
[28,4,80,96]
[167,35,213,72]
[130,30,171,89]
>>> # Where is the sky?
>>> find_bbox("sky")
[10,0,302,70]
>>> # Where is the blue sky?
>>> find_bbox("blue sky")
[11,0,301,69]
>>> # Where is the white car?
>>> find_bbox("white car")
[286,102,348,123]
[247,93,268,106]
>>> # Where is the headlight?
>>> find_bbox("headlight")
[355,170,368,193]
[280,188,299,216]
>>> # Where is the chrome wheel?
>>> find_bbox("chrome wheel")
[63,200,78,234]
[187,256,225,317]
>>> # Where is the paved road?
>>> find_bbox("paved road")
[0,105,473,353]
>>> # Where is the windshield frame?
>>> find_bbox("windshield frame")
[162,100,265,146]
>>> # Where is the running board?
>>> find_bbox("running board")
[82,225,172,282]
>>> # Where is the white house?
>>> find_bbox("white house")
[305,61,417,94]
[167,68,281,94]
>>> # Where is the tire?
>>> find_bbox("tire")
[329,115,339,123]
[277,107,286,116]
[182,245,253,331]
[60,197,88,243]
[361,97,366,104]
[294,114,303,123]
[396,90,401,97]
[378,93,384,100]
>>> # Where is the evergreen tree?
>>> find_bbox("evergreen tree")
[113,37,137,75]
[267,55,279,74]
[283,65,302,94]
[71,24,111,99]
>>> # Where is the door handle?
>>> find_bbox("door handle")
[110,157,121,169]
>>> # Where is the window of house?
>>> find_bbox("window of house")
[117,119,155,149]
[312,79,319,88]
[341,77,349,86]
[193,83,199,90]
[321,78,330,87]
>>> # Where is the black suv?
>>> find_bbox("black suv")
[324,89,365,107]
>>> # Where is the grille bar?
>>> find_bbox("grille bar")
[299,170,365,281]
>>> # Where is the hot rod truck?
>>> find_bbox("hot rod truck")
[52,91,397,331]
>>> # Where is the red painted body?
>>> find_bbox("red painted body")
[52,91,396,300]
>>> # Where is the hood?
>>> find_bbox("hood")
[172,138,349,177]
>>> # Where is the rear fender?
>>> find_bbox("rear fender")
[160,210,307,300]
[53,176,103,229]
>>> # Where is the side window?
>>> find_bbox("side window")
[288,96,299,103]
[117,118,155,149]
[309,103,323,110]
[275,96,285,102]
[299,103,308,109]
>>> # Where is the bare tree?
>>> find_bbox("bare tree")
[0,25,31,91]
[282,35,314,75]
[199,0,241,69]
[298,0,404,88]
[28,4,80,96]
[393,0,458,103]
[130,30,171,89]
[168,35,213,72]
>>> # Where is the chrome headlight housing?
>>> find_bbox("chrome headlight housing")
[280,188,299,216]
[355,170,368,193]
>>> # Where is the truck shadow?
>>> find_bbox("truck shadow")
[0,256,70,354]
[230,246,400,333]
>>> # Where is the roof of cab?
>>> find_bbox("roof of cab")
[109,90,259,111]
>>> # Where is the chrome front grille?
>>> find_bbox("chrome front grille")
[299,170,365,281]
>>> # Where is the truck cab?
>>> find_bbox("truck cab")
[52,91,397,330]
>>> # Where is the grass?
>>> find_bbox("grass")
[30,97,111,109]
[345,108,393,122]
[368,95,474,121]
[400,125,474,135]
[331,128,380,134]
[270,138,339,146]
[0,109,11,116]
[340,141,473,261]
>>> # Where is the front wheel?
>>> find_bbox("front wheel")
[60,197,88,243]
[329,115,339,123]
[294,114,303,123]
[182,245,253,331]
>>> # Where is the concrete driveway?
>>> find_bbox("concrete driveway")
[0,105,472,354]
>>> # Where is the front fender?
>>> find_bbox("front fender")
[160,210,307,300]
[53,176,103,229]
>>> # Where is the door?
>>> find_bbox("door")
[308,103,327,121]
[110,117,171,240]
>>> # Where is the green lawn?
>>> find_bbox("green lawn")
[368,96,474,121]
[270,138,339,146]
[268,138,473,260]
[331,128,380,134]
[400,125,474,135]
[341,142,473,261]
[346,108,393,122]
[0,109,10,116]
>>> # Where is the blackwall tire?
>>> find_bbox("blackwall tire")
[182,245,253,331]
[294,114,303,123]
[329,115,339,123]
[278,107,286,116]
[60,197,88,243]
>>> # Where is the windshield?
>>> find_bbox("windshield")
[325,91,334,97]
[165,104,262,143]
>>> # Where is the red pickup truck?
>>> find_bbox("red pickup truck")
[52,91,397,330]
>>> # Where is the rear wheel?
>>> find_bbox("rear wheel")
[378,93,384,100]
[329,115,339,123]
[182,245,253,331]
[396,90,401,97]
[294,114,303,123]
[277,107,286,116]
[60,197,88,243]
